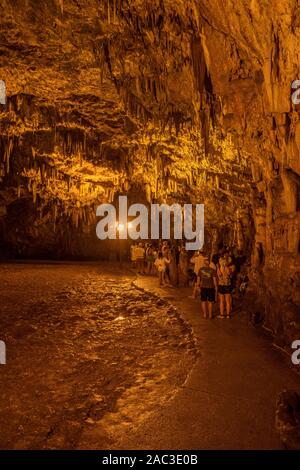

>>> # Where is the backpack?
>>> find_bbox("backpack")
[217,263,231,286]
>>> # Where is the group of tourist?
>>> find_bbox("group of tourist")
[130,241,248,320]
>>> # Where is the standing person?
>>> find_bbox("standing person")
[226,252,237,294]
[154,252,170,287]
[197,256,218,319]
[210,253,219,270]
[217,256,234,318]
[190,250,206,298]
[130,243,137,269]
[237,265,249,297]
[146,244,155,275]
[168,247,178,286]
[162,242,171,284]
[162,241,169,258]
[178,246,189,287]
[153,244,158,262]
[136,243,145,274]
[191,250,206,273]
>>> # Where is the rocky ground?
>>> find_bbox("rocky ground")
[0,262,197,449]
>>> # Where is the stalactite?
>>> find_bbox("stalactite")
[191,36,207,100]
[32,182,37,204]
[113,0,117,22]
[4,137,13,174]
[107,0,111,24]
[57,0,64,15]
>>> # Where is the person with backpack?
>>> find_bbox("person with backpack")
[154,251,170,287]
[135,243,145,274]
[190,250,206,298]
[145,244,155,275]
[197,256,218,319]
[217,255,235,318]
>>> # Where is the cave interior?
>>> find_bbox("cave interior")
[0,1,300,357]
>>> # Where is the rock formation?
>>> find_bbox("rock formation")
[0,0,299,347]
[276,390,300,449]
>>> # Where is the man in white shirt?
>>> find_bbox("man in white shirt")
[191,250,206,274]
[190,250,206,299]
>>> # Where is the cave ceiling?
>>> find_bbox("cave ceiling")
[0,0,299,236]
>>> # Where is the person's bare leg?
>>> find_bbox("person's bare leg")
[208,301,213,319]
[219,294,225,318]
[201,301,208,318]
[225,294,231,318]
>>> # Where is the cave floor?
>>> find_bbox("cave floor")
[0,262,299,450]
[124,274,300,450]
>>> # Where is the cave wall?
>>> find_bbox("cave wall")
[196,0,300,346]
[0,0,299,345]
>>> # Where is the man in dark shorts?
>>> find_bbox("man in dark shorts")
[197,256,217,319]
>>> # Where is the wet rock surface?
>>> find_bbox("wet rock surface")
[0,0,299,361]
[0,263,197,449]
